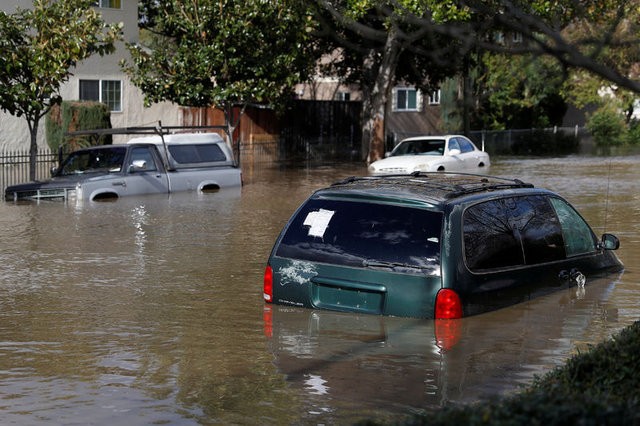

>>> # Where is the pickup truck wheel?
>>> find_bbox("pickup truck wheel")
[201,185,220,193]
[92,192,119,201]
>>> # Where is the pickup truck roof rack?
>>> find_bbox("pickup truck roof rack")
[331,172,535,201]
[65,124,233,171]
[65,124,227,138]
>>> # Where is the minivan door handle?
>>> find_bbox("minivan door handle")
[558,269,585,287]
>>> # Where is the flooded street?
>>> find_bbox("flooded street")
[0,155,639,425]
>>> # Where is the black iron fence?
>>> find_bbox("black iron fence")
[0,148,58,193]
[388,126,591,156]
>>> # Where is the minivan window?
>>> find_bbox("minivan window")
[276,199,442,273]
[549,197,597,256]
[464,195,566,271]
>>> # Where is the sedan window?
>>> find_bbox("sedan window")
[392,140,445,156]
[464,195,566,271]
[276,199,442,274]
[457,137,475,153]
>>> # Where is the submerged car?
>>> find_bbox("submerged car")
[263,173,622,319]
[368,135,490,175]
[4,132,241,202]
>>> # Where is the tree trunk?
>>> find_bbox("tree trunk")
[361,27,402,165]
[28,115,40,182]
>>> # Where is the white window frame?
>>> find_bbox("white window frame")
[79,79,123,113]
[94,0,122,8]
[335,91,351,101]
[392,87,422,112]
[429,89,441,105]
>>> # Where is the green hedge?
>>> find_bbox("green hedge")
[46,101,112,152]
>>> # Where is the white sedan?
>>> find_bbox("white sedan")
[368,135,490,175]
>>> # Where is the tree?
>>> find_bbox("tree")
[122,0,318,146]
[312,0,468,163]
[474,53,567,130]
[315,0,640,161]
[0,0,121,181]
[560,2,640,124]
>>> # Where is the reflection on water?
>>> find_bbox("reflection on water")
[0,158,638,424]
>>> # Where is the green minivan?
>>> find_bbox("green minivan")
[264,173,623,319]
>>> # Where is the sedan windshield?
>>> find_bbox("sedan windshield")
[392,139,445,156]
[58,147,127,175]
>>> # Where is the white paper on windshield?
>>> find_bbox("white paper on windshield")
[303,209,335,238]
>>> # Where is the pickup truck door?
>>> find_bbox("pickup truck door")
[121,146,170,195]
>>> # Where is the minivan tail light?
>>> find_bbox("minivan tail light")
[435,288,462,319]
[263,265,273,302]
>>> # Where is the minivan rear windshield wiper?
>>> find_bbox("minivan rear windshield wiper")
[362,259,423,270]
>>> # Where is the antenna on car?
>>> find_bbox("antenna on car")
[603,158,612,233]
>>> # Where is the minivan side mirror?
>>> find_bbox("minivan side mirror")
[601,233,620,250]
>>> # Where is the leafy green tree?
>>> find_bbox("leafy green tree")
[561,2,640,125]
[474,53,567,130]
[0,0,121,180]
[123,0,318,145]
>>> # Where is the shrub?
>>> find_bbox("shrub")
[586,106,626,146]
[625,120,640,145]
[46,101,112,152]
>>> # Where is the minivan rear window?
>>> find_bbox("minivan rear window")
[276,198,442,273]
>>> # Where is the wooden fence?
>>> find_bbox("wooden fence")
[1,148,58,193]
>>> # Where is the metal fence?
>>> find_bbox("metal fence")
[238,135,279,166]
[0,148,58,193]
[388,126,591,155]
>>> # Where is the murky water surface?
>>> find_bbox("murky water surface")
[0,156,638,425]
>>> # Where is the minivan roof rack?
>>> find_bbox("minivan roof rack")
[331,172,535,201]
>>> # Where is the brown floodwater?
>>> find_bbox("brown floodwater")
[0,155,638,425]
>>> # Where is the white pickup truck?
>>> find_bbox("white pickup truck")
[5,132,242,202]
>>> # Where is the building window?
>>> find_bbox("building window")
[79,79,122,112]
[512,32,523,43]
[335,91,350,101]
[94,0,121,8]
[429,90,441,105]
[394,87,421,111]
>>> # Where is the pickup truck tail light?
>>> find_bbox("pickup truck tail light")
[435,288,462,319]
[263,265,273,302]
